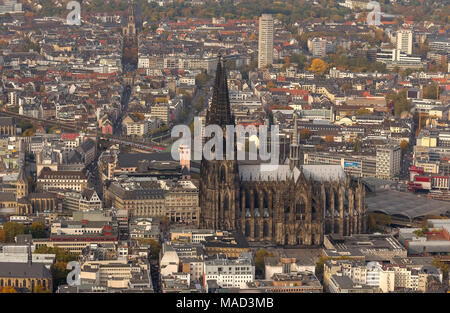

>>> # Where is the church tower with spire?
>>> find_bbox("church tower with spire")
[16,165,28,200]
[198,58,368,245]
[289,114,300,169]
[123,2,136,37]
[199,56,240,231]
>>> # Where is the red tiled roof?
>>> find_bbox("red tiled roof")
[62,133,79,140]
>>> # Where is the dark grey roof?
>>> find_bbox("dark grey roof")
[0,117,14,127]
[0,193,16,202]
[0,262,52,279]
[117,153,174,168]
[79,139,96,153]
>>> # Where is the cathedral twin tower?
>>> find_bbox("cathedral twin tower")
[199,58,367,246]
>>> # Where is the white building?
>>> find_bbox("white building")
[396,29,413,55]
[204,252,255,288]
[376,144,401,179]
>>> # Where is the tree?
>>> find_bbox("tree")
[132,112,145,121]
[195,95,204,112]
[289,53,307,69]
[368,213,392,232]
[341,83,352,93]
[22,128,35,137]
[353,139,361,153]
[431,258,449,282]
[0,286,17,293]
[255,249,274,277]
[400,140,409,152]
[299,129,311,140]
[34,246,77,263]
[266,81,276,88]
[309,58,329,75]
[30,221,46,238]
[195,72,208,86]
[388,90,411,116]
[423,84,438,100]
[2,222,25,242]
[324,135,334,143]
[355,108,371,116]
[0,230,6,243]
[138,239,161,259]
[48,126,60,134]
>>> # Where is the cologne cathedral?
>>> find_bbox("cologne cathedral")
[199,58,368,246]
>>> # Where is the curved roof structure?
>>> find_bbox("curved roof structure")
[366,190,450,221]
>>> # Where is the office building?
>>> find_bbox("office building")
[258,14,274,69]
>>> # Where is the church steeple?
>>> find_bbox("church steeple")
[16,165,28,200]
[206,55,234,127]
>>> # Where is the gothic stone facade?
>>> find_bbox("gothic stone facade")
[200,161,367,245]
[199,58,367,246]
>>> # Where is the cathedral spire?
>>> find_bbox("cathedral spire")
[206,55,234,127]
[289,114,300,170]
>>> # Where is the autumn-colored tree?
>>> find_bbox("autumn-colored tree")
[33,285,50,293]
[132,112,145,121]
[266,81,276,88]
[48,126,60,134]
[324,135,334,143]
[22,128,35,137]
[0,230,6,243]
[299,129,311,140]
[400,140,409,152]
[308,58,329,75]
[0,286,17,293]
[341,83,352,93]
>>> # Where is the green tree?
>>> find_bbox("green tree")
[254,249,274,278]
[195,72,208,86]
[423,84,438,100]
[355,108,371,116]
[138,239,161,259]
[387,90,411,116]
[30,221,46,238]
[368,213,392,232]
[34,246,78,263]
[2,222,25,242]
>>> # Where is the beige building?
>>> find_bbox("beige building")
[150,104,169,124]
[37,168,88,192]
[258,14,274,69]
